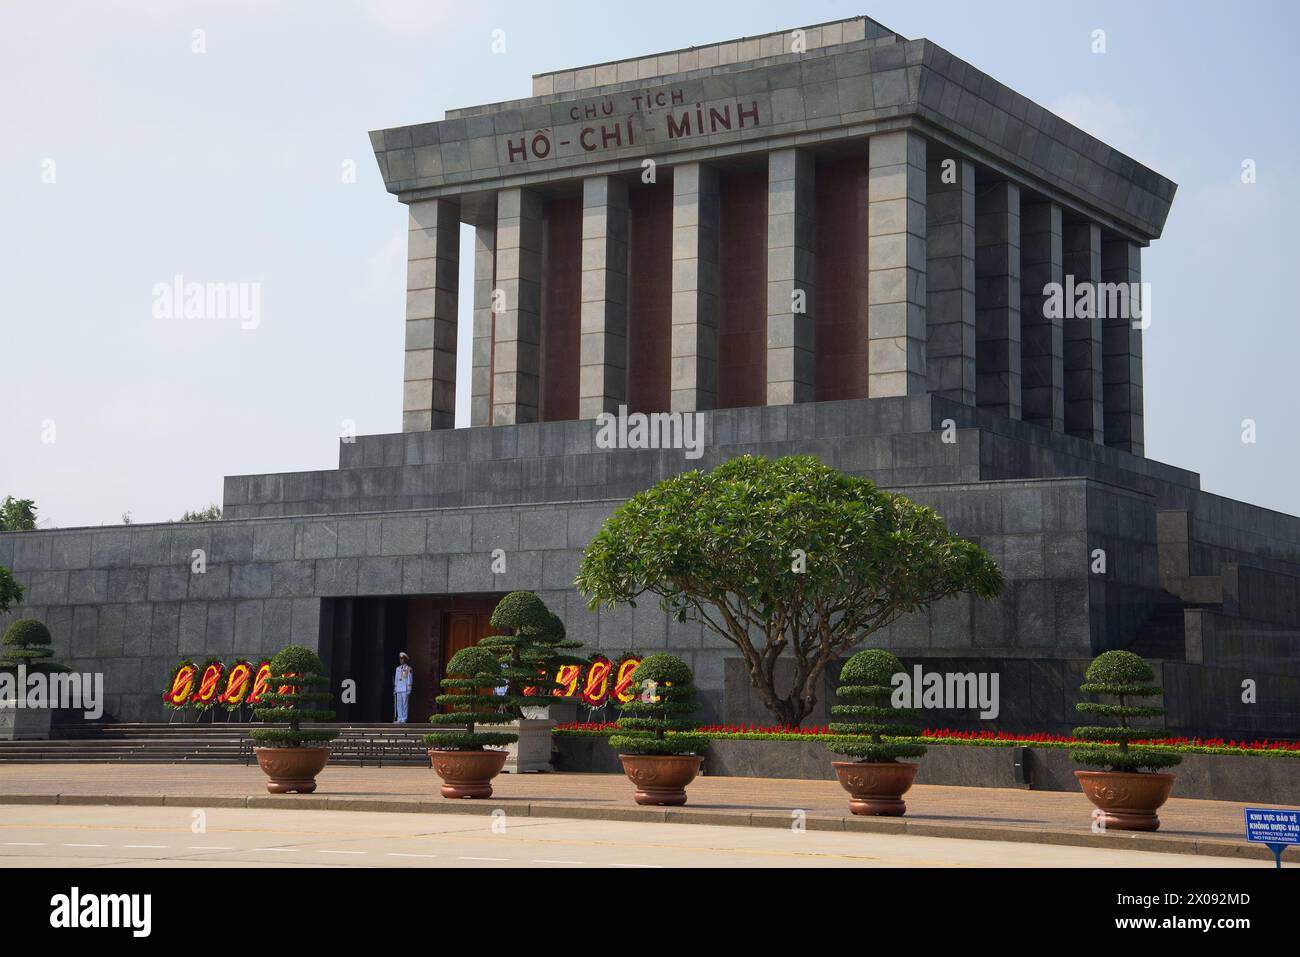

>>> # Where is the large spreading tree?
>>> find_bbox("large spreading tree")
[575,455,1003,727]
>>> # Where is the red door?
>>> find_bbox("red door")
[437,601,499,712]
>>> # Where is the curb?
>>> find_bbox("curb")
[0,791,1280,862]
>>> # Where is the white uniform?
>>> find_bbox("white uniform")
[394,663,413,723]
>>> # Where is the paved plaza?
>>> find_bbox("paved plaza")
[0,764,1292,863]
[1,804,1272,870]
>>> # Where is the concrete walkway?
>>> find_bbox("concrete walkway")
[2,804,1269,869]
[0,764,1292,862]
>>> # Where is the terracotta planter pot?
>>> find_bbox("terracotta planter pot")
[254,746,331,794]
[832,761,919,816]
[1075,769,1176,831]
[429,748,509,799]
[619,753,704,806]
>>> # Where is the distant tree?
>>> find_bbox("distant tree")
[121,511,133,525]
[0,566,23,614]
[179,503,222,522]
[0,497,37,532]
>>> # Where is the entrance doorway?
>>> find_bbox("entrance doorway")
[322,594,504,723]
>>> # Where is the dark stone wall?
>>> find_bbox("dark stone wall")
[721,654,1300,741]
[4,394,1298,735]
[626,181,672,414]
[540,195,582,422]
[814,156,871,402]
[717,169,768,409]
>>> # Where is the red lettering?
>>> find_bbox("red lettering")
[506,137,528,163]
[580,127,598,151]
[666,112,691,138]
[709,106,732,131]
[601,124,623,148]
[738,100,760,127]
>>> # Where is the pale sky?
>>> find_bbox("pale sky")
[2,0,1297,527]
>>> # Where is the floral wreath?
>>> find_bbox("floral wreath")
[190,658,226,712]
[245,660,273,706]
[163,660,198,711]
[218,659,254,710]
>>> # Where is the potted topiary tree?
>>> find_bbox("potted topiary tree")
[535,615,589,724]
[425,646,518,798]
[610,653,709,806]
[826,649,927,816]
[478,591,583,772]
[1072,650,1181,831]
[249,645,339,794]
[0,618,62,741]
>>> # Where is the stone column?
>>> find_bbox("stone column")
[402,199,460,432]
[1101,237,1145,455]
[766,148,816,405]
[579,176,629,419]
[1020,200,1065,433]
[470,222,496,428]
[925,155,976,405]
[867,131,927,396]
[974,180,1021,418]
[1064,220,1104,444]
[670,163,720,412]
[492,188,543,425]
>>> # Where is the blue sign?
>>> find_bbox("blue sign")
[1244,807,1299,868]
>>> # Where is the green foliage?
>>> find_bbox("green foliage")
[575,455,1003,727]
[609,654,709,756]
[0,566,23,615]
[0,497,37,532]
[249,644,339,748]
[267,645,326,677]
[478,592,586,713]
[489,591,551,632]
[178,503,222,522]
[1071,651,1182,772]
[0,618,57,674]
[825,649,927,762]
[425,645,518,751]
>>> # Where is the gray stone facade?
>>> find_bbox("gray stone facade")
[3,395,1298,732]
[2,19,1296,738]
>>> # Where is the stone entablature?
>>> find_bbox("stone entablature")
[528,16,898,98]
[373,33,1173,241]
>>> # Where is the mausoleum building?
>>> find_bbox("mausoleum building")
[2,17,1297,736]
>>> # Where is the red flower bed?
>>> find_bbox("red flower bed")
[920,727,1300,752]
[554,721,1300,753]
